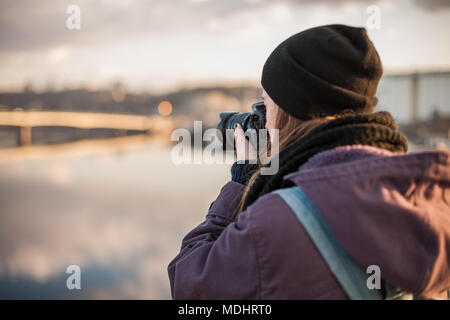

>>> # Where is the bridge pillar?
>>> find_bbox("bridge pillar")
[19,126,32,146]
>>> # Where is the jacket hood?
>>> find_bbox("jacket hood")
[284,145,450,298]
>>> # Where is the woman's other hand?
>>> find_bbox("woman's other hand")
[234,124,257,162]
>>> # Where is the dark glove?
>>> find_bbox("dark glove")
[231,160,259,185]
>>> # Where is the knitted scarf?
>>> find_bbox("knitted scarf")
[241,111,408,211]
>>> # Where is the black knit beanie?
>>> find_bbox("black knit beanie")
[261,24,383,120]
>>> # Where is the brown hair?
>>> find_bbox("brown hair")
[238,107,335,212]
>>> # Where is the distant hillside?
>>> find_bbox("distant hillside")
[0,86,260,118]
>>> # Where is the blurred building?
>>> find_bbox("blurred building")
[377,71,450,124]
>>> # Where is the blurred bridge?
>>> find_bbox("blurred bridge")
[0,110,175,146]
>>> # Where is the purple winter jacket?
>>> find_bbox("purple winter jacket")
[168,145,450,299]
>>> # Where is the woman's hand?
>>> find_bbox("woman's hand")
[234,124,257,162]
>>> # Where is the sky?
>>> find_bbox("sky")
[1,0,450,93]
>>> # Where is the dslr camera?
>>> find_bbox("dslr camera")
[216,100,267,151]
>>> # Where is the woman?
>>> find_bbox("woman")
[168,25,450,299]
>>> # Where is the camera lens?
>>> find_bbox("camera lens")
[216,100,267,151]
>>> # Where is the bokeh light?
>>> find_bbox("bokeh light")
[157,101,173,116]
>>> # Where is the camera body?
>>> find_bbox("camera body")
[216,100,266,151]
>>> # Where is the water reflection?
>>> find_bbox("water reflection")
[0,143,230,299]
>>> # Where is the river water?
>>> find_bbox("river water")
[0,142,230,299]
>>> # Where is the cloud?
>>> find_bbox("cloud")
[0,0,378,53]
[1,0,449,92]
[6,0,445,55]
[413,0,450,11]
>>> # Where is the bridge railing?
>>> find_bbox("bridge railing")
[0,110,175,146]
